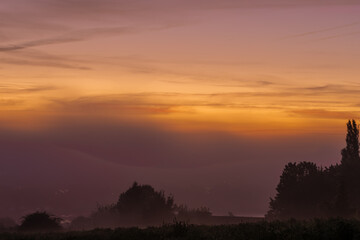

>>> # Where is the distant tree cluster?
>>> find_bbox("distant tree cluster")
[267,120,360,219]
[0,182,212,232]
[70,182,212,229]
[116,182,175,224]
[19,211,62,232]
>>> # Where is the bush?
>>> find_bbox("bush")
[19,211,62,232]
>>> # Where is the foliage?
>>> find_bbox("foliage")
[70,182,214,229]
[341,120,360,166]
[70,182,177,229]
[268,120,360,219]
[340,120,360,213]
[267,162,339,219]
[19,211,62,232]
[4,219,360,240]
[116,182,175,225]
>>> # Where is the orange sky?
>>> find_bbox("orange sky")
[1,1,360,136]
[1,0,360,219]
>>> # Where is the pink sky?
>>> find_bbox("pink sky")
[0,0,360,219]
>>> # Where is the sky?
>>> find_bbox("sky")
[1,0,360,220]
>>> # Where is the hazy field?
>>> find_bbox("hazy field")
[1,219,359,240]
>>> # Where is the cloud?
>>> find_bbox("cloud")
[46,92,277,116]
[282,21,360,39]
[48,93,180,115]
[2,0,359,35]
[8,0,360,14]
[0,27,136,52]
[289,84,360,96]
[1,47,94,70]
[290,109,360,120]
[42,82,360,117]
[0,83,59,94]
[0,26,155,70]
[0,99,24,107]
[315,31,360,41]
[0,24,186,71]
[0,57,91,70]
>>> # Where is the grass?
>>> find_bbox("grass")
[1,219,360,240]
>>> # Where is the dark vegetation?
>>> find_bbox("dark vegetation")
[1,120,360,238]
[0,183,213,233]
[70,182,212,230]
[2,219,360,240]
[267,120,360,219]
[18,212,62,232]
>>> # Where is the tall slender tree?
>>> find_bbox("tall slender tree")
[340,120,360,213]
[267,120,360,219]
[341,120,360,166]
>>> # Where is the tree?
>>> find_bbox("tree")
[340,120,360,213]
[116,182,175,225]
[19,211,62,232]
[267,162,338,219]
[341,119,360,166]
[267,162,317,219]
[73,182,212,228]
[267,120,360,219]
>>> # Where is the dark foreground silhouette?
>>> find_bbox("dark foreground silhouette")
[1,219,360,240]
[18,211,62,232]
[267,120,360,219]
[1,120,359,238]
[70,182,215,229]
[2,183,257,232]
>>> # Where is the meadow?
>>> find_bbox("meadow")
[1,219,359,240]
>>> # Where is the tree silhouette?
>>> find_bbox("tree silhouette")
[341,120,360,166]
[340,120,360,214]
[268,162,323,219]
[268,120,360,219]
[116,182,175,225]
[19,211,62,232]
[71,182,212,228]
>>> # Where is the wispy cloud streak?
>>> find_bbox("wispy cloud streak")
[283,21,360,39]
[0,84,59,94]
[0,57,91,70]
[0,27,135,52]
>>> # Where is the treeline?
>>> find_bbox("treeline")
[1,182,212,232]
[267,120,360,219]
[71,182,212,230]
[2,219,360,240]
[2,120,359,232]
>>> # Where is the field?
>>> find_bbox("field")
[1,219,359,240]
